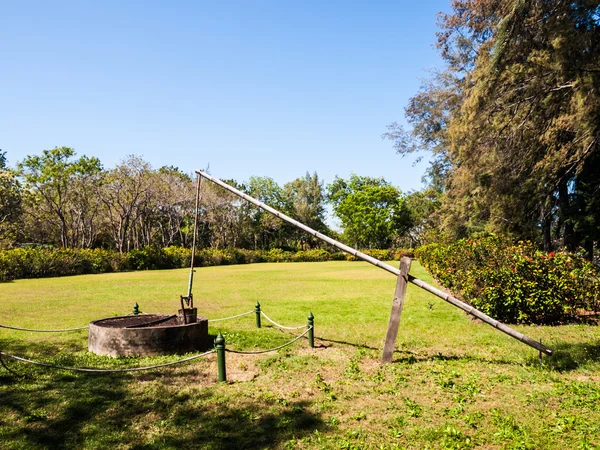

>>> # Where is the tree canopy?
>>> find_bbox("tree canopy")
[4,149,344,252]
[387,0,600,258]
[328,174,411,249]
[0,150,22,247]
[17,147,103,248]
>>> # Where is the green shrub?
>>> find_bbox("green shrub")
[415,237,600,324]
[265,248,294,263]
[365,249,393,260]
[0,245,410,282]
[331,252,346,261]
[293,249,331,262]
[0,247,118,281]
[392,248,415,260]
[163,246,192,268]
[0,252,11,282]
[239,249,267,264]
[126,247,168,270]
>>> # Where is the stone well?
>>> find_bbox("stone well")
[88,314,209,357]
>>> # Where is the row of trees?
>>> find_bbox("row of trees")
[1,148,196,252]
[386,0,600,260]
[0,147,430,252]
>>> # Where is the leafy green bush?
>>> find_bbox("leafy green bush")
[0,247,128,281]
[127,247,171,270]
[364,249,393,260]
[391,248,415,260]
[0,245,411,282]
[239,248,267,264]
[264,248,294,263]
[415,237,600,324]
[293,249,331,262]
[163,246,192,268]
[331,251,347,261]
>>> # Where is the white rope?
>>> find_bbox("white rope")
[0,312,151,332]
[208,310,254,322]
[226,327,312,354]
[1,309,302,331]
[0,349,216,373]
[260,311,308,330]
[0,324,88,332]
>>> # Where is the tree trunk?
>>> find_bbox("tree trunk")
[542,199,553,252]
[558,179,575,251]
[584,238,594,262]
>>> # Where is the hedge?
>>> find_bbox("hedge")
[415,237,600,324]
[0,246,414,282]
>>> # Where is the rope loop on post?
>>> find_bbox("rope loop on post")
[207,310,255,322]
[260,311,308,330]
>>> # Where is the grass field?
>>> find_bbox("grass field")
[1,261,599,449]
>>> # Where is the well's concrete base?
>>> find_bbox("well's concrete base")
[88,315,209,357]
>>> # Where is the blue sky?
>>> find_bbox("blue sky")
[1,1,450,193]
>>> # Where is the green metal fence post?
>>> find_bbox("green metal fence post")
[215,332,227,382]
[308,312,314,348]
[255,301,261,329]
[133,302,139,315]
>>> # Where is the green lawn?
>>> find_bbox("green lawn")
[1,261,599,449]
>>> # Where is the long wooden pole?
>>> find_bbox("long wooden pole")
[195,169,553,356]
[186,173,203,299]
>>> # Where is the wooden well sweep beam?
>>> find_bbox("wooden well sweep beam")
[196,170,553,356]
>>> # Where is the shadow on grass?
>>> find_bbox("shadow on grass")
[0,339,326,449]
[316,337,379,351]
[317,337,528,368]
[388,350,521,367]
[527,340,600,372]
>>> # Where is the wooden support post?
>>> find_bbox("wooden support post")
[382,257,411,363]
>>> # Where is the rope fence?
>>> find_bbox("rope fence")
[260,311,307,330]
[0,305,305,333]
[212,308,315,381]
[225,327,312,355]
[0,309,150,333]
[0,304,317,382]
[0,324,88,332]
[207,310,254,322]
[0,349,216,373]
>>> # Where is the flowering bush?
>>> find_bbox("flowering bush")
[415,237,600,324]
